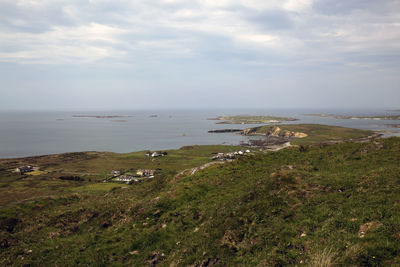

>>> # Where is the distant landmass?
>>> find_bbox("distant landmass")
[208,115,298,124]
[303,113,400,120]
[208,129,242,133]
[386,124,400,128]
[72,115,133,119]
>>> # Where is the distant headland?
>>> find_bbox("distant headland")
[303,113,400,120]
[207,115,298,124]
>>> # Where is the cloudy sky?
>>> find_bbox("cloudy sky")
[1,0,399,110]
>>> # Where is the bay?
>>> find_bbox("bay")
[0,108,399,158]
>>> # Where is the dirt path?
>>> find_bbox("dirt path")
[172,161,227,182]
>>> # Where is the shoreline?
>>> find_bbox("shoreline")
[0,132,385,161]
[302,113,400,120]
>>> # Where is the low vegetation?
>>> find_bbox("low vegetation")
[208,115,298,124]
[243,124,375,145]
[0,145,244,206]
[1,137,399,266]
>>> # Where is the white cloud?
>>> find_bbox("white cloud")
[0,0,399,69]
[235,33,279,47]
[0,22,126,63]
[282,0,313,12]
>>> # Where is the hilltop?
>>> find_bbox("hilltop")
[0,136,399,266]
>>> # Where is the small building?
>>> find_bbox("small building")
[116,175,135,183]
[211,153,227,160]
[15,165,34,174]
[136,169,156,178]
[211,150,251,161]
[225,153,236,159]
[110,170,120,176]
[146,151,168,157]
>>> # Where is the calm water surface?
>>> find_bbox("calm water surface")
[0,109,399,158]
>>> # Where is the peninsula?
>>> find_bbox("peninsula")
[238,124,379,149]
[208,115,298,124]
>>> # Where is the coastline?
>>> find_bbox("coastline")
[1,110,399,159]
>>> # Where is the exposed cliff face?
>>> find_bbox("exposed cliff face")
[241,126,307,138]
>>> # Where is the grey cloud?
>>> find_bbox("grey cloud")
[0,1,77,33]
[313,0,386,15]
[244,9,293,31]
[0,0,399,110]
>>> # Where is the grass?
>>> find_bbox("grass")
[69,183,124,193]
[309,247,337,267]
[209,115,298,124]
[0,145,245,206]
[247,124,375,145]
[26,170,47,176]
[0,138,399,266]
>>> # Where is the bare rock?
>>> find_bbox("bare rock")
[293,132,308,138]
[147,252,165,266]
[196,258,220,267]
[358,221,381,238]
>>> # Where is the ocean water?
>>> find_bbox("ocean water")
[0,109,399,158]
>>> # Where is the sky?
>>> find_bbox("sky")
[0,0,399,110]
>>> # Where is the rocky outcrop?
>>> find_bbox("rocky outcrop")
[293,132,308,138]
[358,221,381,238]
[241,126,307,139]
[270,127,281,136]
[241,127,260,135]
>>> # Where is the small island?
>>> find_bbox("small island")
[302,113,400,120]
[72,115,133,119]
[208,129,242,133]
[208,115,298,124]
[385,124,400,128]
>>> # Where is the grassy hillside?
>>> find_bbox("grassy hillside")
[1,138,400,266]
[0,145,244,206]
[245,124,375,145]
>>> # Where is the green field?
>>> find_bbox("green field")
[0,145,245,206]
[1,137,400,266]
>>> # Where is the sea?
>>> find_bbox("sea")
[0,108,399,158]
